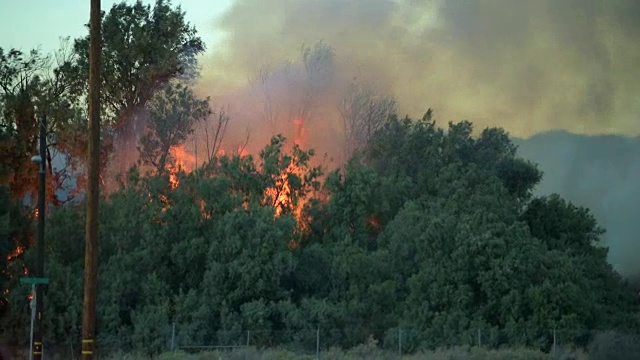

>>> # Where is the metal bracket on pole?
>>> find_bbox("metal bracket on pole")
[29,284,36,360]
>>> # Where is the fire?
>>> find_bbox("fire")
[265,170,294,217]
[6,245,24,262]
[169,172,179,189]
[264,117,309,218]
[168,144,196,189]
[157,117,314,253]
[172,144,196,169]
[237,147,249,158]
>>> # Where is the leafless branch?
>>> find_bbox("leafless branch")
[339,80,396,159]
[236,127,251,156]
[203,105,230,163]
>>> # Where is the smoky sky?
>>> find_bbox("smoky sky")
[515,131,640,284]
[186,0,640,282]
[199,0,640,137]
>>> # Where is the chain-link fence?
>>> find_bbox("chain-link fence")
[7,325,639,359]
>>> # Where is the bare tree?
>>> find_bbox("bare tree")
[294,41,335,121]
[202,105,230,163]
[235,126,251,156]
[338,80,396,159]
[249,66,281,131]
[137,82,211,174]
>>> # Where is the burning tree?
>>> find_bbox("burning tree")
[65,0,205,181]
[137,82,211,175]
[200,106,231,165]
[251,41,335,149]
[260,135,322,218]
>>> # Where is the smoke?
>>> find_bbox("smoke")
[515,132,640,286]
[186,0,640,281]
[197,0,640,138]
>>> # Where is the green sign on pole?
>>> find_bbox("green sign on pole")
[20,277,50,285]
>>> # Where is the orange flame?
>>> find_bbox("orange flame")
[168,145,196,189]
[264,117,309,218]
[6,245,24,262]
[265,170,294,217]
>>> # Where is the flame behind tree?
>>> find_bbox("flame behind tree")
[168,144,196,189]
[251,42,335,142]
[65,0,205,181]
[200,107,230,165]
[138,82,211,176]
[261,135,322,219]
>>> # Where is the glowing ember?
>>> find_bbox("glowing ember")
[237,147,249,158]
[367,215,380,231]
[6,245,24,262]
[159,194,170,213]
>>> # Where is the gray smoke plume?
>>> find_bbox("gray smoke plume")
[516,132,640,286]
[199,0,640,138]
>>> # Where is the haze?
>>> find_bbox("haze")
[200,0,640,138]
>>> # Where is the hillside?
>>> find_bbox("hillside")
[514,131,640,286]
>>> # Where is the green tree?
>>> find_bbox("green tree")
[69,0,203,124]
[66,0,204,169]
[5,106,637,357]
[0,43,87,205]
[137,82,211,173]
[0,48,46,201]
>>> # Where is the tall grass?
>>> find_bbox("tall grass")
[101,346,588,360]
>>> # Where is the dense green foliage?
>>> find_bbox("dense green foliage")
[1,1,638,358]
[4,115,638,357]
[109,346,574,360]
[0,0,206,319]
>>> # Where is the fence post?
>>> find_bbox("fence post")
[316,327,320,360]
[477,328,481,347]
[398,328,402,358]
[246,330,250,347]
[552,327,557,357]
[170,322,176,352]
[69,334,75,360]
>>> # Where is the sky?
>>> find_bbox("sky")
[0,0,232,54]
[198,0,640,138]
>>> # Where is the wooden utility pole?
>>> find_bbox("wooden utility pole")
[82,0,101,359]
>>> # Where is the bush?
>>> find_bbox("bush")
[149,345,557,360]
[588,331,640,360]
